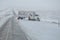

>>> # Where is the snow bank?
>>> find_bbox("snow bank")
[40,18,58,24]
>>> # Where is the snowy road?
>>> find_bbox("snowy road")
[0,9,60,40]
[0,16,60,40]
[0,16,28,40]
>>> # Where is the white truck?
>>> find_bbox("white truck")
[28,13,40,21]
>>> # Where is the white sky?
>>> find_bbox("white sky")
[0,0,60,11]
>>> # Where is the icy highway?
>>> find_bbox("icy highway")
[0,10,60,40]
[0,16,28,40]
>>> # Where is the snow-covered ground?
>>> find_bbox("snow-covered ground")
[0,9,60,40]
[0,0,60,40]
[19,20,60,40]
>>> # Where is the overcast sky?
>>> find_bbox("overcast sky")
[0,0,60,11]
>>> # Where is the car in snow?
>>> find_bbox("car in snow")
[28,14,40,21]
[17,15,26,20]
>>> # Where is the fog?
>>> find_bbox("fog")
[0,0,60,40]
[0,0,60,11]
[0,0,60,23]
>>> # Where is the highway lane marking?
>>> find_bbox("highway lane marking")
[5,20,11,40]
